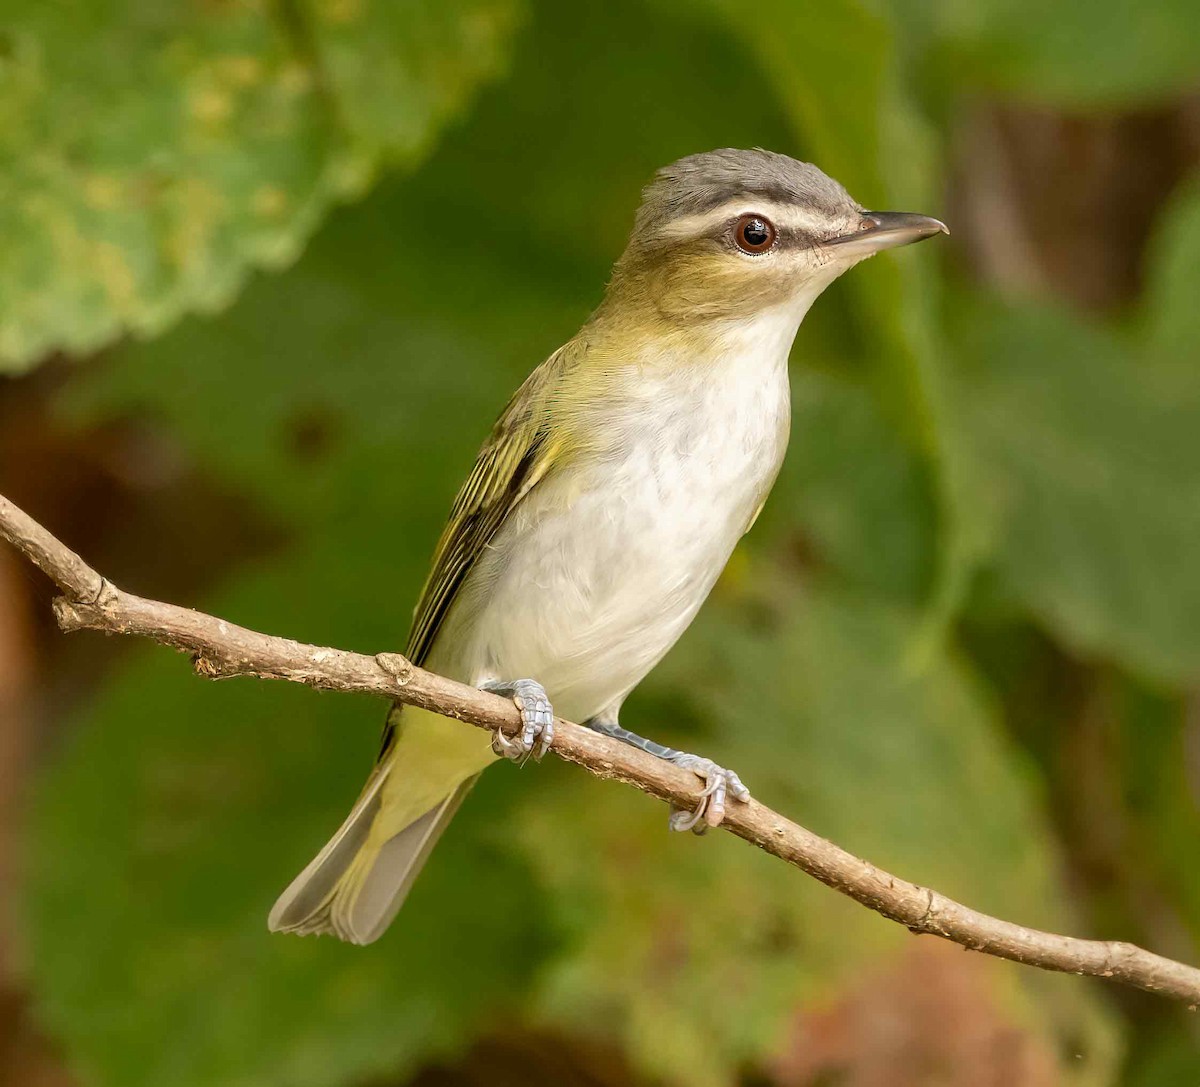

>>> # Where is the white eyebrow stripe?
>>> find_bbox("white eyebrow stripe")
[656,200,839,240]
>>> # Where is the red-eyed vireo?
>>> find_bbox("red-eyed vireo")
[270,148,947,944]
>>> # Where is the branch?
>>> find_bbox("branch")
[3,492,1199,1005]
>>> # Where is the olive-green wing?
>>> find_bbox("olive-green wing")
[375,345,577,760]
[404,342,578,669]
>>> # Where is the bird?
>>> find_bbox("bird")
[268,148,947,944]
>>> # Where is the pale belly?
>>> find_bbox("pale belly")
[428,354,792,726]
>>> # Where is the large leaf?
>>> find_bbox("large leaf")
[889,0,1200,109]
[1142,182,1200,368]
[765,370,938,603]
[950,279,1200,684]
[0,0,520,372]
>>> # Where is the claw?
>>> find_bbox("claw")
[668,754,750,834]
[490,728,522,759]
[483,678,554,764]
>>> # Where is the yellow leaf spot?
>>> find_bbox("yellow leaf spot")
[93,242,138,313]
[166,178,224,271]
[277,62,313,96]
[190,86,232,125]
[252,185,287,218]
[221,55,263,87]
[84,175,123,210]
[319,0,363,24]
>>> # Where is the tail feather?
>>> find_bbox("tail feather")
[268,772,477,945]
[272,704,494,944]
[268,764,390,937]
[331,779,475,943]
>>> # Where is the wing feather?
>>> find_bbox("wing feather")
[411,340,583,661]
[376,344,580,760]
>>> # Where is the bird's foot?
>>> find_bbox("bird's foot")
[481,678,554,764]
[580,715,749,834]
[666,753,750,834]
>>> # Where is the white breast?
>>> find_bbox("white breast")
[438,305,800,724]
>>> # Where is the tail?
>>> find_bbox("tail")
[269,709,483,944]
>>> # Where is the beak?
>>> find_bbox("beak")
[826,211,949,258]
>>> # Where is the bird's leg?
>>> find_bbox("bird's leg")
[481,678,554,764]
[583,711,750,833]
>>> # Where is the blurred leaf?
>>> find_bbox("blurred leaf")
[1142,182,1200,367]
[951,288,1200,683]
[517,578,1118,1086]
[764,370,938,603]
[669,0,890,194]
[913,0,1200,108]
[1128,1024,1200,1087]
[0,0,520,371]
[304,0,520,161]
[1106,676,1200,949]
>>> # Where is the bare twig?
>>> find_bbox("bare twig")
[3,491,1199,1004]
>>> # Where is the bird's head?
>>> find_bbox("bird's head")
[602,148,946,331]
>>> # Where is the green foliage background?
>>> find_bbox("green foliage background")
[5,0,1199,1084]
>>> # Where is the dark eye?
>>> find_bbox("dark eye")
[734,214,776,254]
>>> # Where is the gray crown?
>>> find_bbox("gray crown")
[635,148,860,233]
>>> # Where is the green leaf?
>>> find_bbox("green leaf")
[908,0,1200,108]
[764,370,938,603]
[671,0,891,195]
[1109,678,1200,947]
[516,578,1118,1086]
[951,294,1200,683]
[1142,182,1200,368]
[1128,1024,1200,1087]
[0,0,521,371]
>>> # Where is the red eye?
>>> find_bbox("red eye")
[734,214,776,254]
